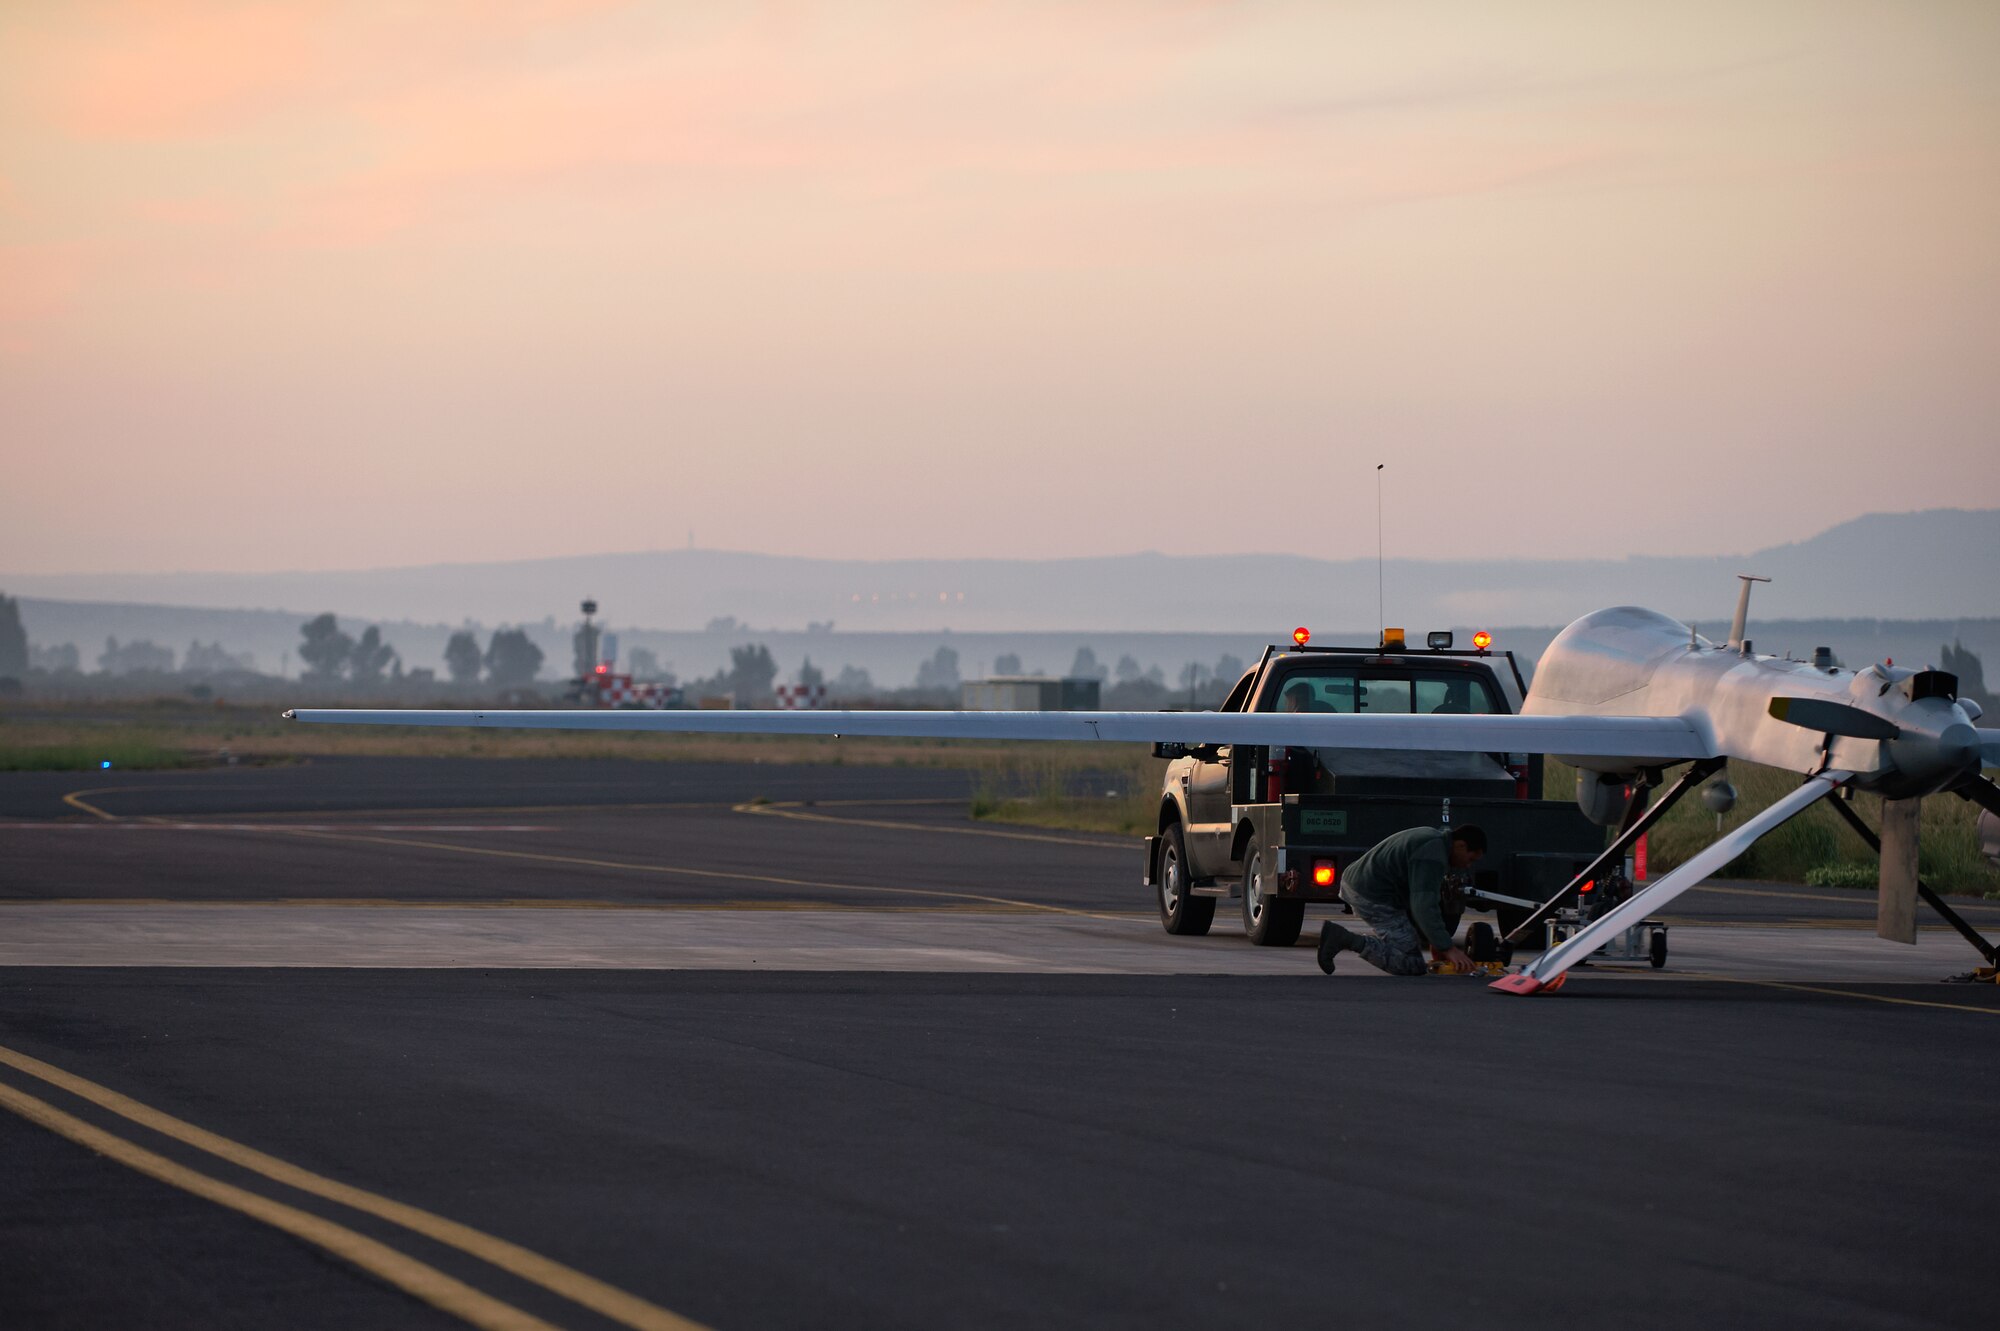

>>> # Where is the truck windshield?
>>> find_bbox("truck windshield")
[1267,671,1497,715]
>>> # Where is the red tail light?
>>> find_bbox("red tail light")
[1266,750,1288,801]
[1507,763,1529,800]
[1312,860,1336,888]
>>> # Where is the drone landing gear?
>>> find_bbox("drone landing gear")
[1821,795,1999,980]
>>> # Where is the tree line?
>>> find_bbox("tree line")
[297,614,546,687]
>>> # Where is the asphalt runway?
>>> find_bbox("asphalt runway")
[3,756,1997,1330]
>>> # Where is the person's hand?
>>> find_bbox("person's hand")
[1439,946,1475,973]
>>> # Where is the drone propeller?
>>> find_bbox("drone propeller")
[1767,697,1900,740]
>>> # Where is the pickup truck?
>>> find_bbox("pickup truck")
[1142,631,1604,948]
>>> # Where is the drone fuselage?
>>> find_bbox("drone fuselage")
[1525,606,1979,798]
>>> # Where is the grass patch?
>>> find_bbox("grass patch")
[1804,862,1880,889]
[968,750,1164,837]
[0,738,205,772]
[0,705,1151,772]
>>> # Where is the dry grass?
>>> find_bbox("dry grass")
[1543,758,1999,897]
[970,750,1164,837]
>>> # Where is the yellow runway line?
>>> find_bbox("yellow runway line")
[1686,881,2000,914]
[1678,975,2000,1016]
[0,1043,709,1331]
[0,1078,563,1331]
[738,800,1131,849]
[59,787,127,821]
[270,826,1133,921]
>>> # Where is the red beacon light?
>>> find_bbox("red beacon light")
[1293,626,1311,647]
[1471,630,1493,651]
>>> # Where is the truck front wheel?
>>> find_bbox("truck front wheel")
[1240,835,1305,947]
[1157,823,1215,936]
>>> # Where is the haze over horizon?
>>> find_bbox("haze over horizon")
[4,2,1997,577]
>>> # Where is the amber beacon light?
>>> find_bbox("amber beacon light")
[1293,626,1311,647]
[1472,630,1493,651]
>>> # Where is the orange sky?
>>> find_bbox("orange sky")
[2,1,1996,575]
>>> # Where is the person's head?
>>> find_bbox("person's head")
[1447,824,1487,870]
[1281,681,1314,712]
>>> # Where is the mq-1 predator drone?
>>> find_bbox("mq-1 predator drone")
[288,578,2000,995]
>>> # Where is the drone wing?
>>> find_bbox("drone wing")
[284,707,1711,765]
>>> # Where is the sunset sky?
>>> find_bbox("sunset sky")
[2,1,1996,575]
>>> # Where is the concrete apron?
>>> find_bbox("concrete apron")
[0,904,1986,980]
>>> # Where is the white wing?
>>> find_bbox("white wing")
[284,707,1712,764]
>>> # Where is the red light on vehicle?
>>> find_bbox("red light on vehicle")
[1312,860,1336,888]
[1472,631,1493,650]
[1580,879,1595,894]
[594,664,609,674]
[1293,626,1311,647]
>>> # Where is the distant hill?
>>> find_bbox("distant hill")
[5,508,1996,634]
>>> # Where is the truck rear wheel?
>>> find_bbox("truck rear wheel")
[1157,823,1214,936]
[1240,836,1304,947]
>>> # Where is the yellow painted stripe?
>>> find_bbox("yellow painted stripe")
[1688,975,2000,1016]
[0,1044,709,1331]
[739,801,1131,849]
[60,787,124,821]
[273,827,1131,921]
[0,1077,562,1331]
[1687,881,2000,913]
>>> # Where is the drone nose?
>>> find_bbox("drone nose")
[1939,721,1979,767]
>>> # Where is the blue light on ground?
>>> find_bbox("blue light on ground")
[100,760,112,769]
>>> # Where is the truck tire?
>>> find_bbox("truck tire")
[1240,835,1304,947]
[1157,822,1214,936]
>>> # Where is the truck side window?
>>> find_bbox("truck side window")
[1272,675,1352,712]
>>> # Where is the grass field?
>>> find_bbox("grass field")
[0,703,1151,777]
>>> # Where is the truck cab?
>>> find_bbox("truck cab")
[1144,631,1601,947]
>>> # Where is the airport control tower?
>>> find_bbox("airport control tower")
[573,599,601,679]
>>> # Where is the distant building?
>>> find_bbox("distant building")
[960,676,1100,711]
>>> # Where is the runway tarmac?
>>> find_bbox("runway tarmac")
[2,756,1996,1330]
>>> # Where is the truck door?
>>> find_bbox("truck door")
[1183,667,1260,874]
[1186,747,1233,870]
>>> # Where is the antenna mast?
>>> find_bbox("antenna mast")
[1727,574,1770,652]
[1375,463,1385,639]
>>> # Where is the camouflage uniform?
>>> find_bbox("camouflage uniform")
[1339,890,1433,976]
[1337,825,1460,976]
